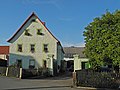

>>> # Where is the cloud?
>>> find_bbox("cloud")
[62,42,85,47]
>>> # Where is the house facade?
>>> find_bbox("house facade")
[64,46,89,71]
[0,46,9,66]
[7,12,64,75]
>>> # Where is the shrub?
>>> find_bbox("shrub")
[0,67,7,76]
[22,69,38,78]
[39,68,50,77]
[22,67,51,78]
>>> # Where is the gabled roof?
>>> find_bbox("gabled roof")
[63,47,86,58]
[7,12,64,53]
[0,46,9,54]
[7,12,59,43]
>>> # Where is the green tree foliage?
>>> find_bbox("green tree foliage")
[83,10,120,69]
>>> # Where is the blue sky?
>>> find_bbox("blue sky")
[0,0,120,47]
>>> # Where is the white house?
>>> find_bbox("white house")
[7,12,64,75]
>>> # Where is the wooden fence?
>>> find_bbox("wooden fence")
[0,66,51,79]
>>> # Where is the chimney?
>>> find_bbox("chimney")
[42,22,46,26]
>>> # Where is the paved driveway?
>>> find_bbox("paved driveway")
[0,76,81,90]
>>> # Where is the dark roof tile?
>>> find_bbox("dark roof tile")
[63,47,86,58]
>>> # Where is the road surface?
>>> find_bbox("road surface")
[0,76,82,90]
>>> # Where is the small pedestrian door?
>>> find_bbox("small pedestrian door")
[17,60,22,68]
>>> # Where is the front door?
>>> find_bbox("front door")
[17,60,22,68]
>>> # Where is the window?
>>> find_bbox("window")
[30,44,35,53]
[31,19,36,22]
[43,60,47,68]
[31,19,37,23]
[24,29,31,36]
[43,44,48,52]
[37,29,43,35]
[29,59,35,69]
[18,44,22,52]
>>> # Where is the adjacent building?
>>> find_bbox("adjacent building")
[0,46,9,66]
[7,12,64,75]
[64,46,89,71]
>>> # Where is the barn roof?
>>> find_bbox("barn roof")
[63,47,86,58]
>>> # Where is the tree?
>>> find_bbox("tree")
[83,10,120,70]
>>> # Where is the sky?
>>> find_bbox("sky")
[0,0,120,47]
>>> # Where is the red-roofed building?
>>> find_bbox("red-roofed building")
[0,46,9,55]
[0,46,9,66]
[0,46,9,60]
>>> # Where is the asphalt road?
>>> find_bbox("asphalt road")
[0,76,81,90]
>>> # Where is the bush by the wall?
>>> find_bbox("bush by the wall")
[22,68,51,78]
[22,69,38,78]
[7,66,20,78]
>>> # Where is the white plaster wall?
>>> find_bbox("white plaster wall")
[9,16,58,69]
[74,55,89,71]
[0,55,7,60]
[64,57,74,61]
[80,58,89,62]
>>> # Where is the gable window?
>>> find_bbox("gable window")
[43,44,48,52]
[29,59,35,69]
[30,44,35,53]
[24,29,31,36]
[37,29,43,35]
[31,19,36,22]
[18,44,22,52]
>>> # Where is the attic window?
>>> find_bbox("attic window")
[31,19,37,23]
[37,29,43,35]
[24,29,31,36]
